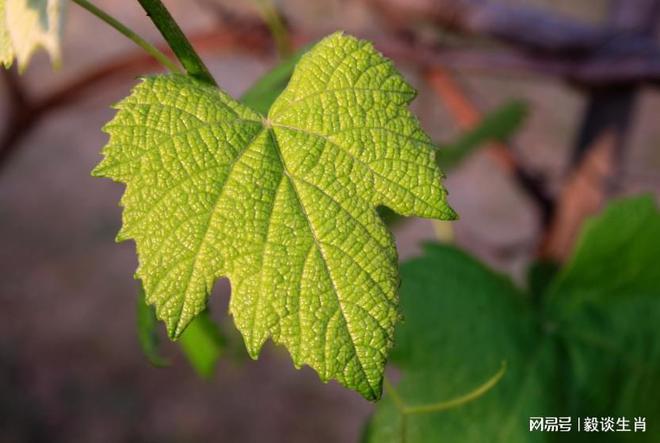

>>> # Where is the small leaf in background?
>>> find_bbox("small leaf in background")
[136,286,170,367]
[437,100,528,171]
[94,32,455,400]
[1,0,65,71]
[239,44,308,114]
[365,195,660,442]
[137,286,226,377]
[178,310,225,379]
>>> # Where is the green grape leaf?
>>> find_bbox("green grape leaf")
[93,32,455,400]
[545,195,660,437]
[547,196,660,303]
[526,259,559,299]
[363,244,560,443]
[365,196,660,441]
[1,0,65,71]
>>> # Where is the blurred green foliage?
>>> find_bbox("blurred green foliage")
[437,100,528,170]
[137,288,225,378]
[364,196,660,442]
[136,286,170,367]
[240,45,308,114]
[178,310,225,379]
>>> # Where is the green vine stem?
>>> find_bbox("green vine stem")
[71,0,181,73]
[136,0,217,86]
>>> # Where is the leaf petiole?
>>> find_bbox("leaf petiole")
[383,377,406,412]
[404,361,507,415]
[71,0,181,73]
[385,361,507,417]
[136,0,217,86]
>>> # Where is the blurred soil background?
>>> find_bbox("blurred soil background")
[1,0,659,442]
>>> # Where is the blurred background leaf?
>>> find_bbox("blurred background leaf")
[545,196,660,434]
[178,309,226,379]
[437,100,528,171]
[363,244,557,443]
[137,288,225,378]
[136,285,170,367]
[364,196,660,442]
[240,45,308,114]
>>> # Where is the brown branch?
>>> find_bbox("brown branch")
[367,0,660,86]
[367,0,657,53]
[537,0,660,261]
[538,132,614,261]
[400,47,660,86]
[425,67,514,171]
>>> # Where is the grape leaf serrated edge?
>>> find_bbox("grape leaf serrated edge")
[94,32,455,400]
